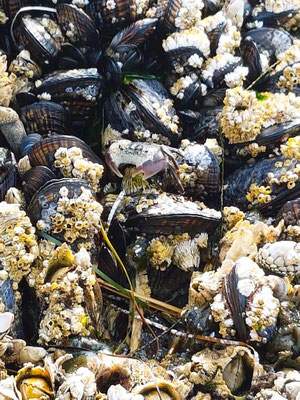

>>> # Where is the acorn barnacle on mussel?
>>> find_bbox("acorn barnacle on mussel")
[187,256,290,343]
[0,201,38,295]
[224,154,300,214]
[221,86,300,144]
[27,178,103,253]
[19,134,105,193]
[38,243,102,345]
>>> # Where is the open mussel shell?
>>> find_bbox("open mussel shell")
[25,134,103,172]
[18,13,60,67]
[34,68,104,126]
[27,178,95,226]
[222,352,254,396]
[44,242,75,283]
[19,101,73,136]
[133,381,181,400]
[22,166,56,201]
[16,365,54,400]
[56,3,99,46]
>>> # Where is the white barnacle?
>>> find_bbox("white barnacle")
[172,239,201,271]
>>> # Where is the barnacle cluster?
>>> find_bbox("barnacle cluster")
[201,54,242,87]
[147,233,208,271]
[36,185,103,250]
[244,157,300,207]
[0,202,38,293]
[171,0,204,31]
[178,346,262,398]
[210,257,280,341]
[162,27,211,73]
[189,270,223,306]
[54,147,104,191]
[37,16,63,45]
[221,87,300,143]
[223,206,245,230]
[199,12,241,55]
[153,98,180,134]
[0,54,18,107]
[8,50,41,80]
[281,136,300,161]
[176,141,220,195]
[254,369,300,400]
[275,42,300,71]
[246,184,272,205]
[38,244,99,344]
[277,63,300,91]
[263,0,300,30]
[170,73,206,100]
[27,239,57,292]
[236,143,267,158]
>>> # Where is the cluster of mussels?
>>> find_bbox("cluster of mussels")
[0,0,299,398]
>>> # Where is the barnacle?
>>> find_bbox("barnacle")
[275,42,300,72]
[221,87,300,144]
[8,50,41,79]
[281,136,300,161]
[148,233,207,271]
[147,237,174,270]
[0,54,18,107]
[277,63,300,91]
[54,147,104,191]
[223,206,245,230]
[172,0,204,31]
[36,185,103,251]
[0,202,38,296]
[246,184,272,205]
[189,270,223,306]
[38,245,100,345]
